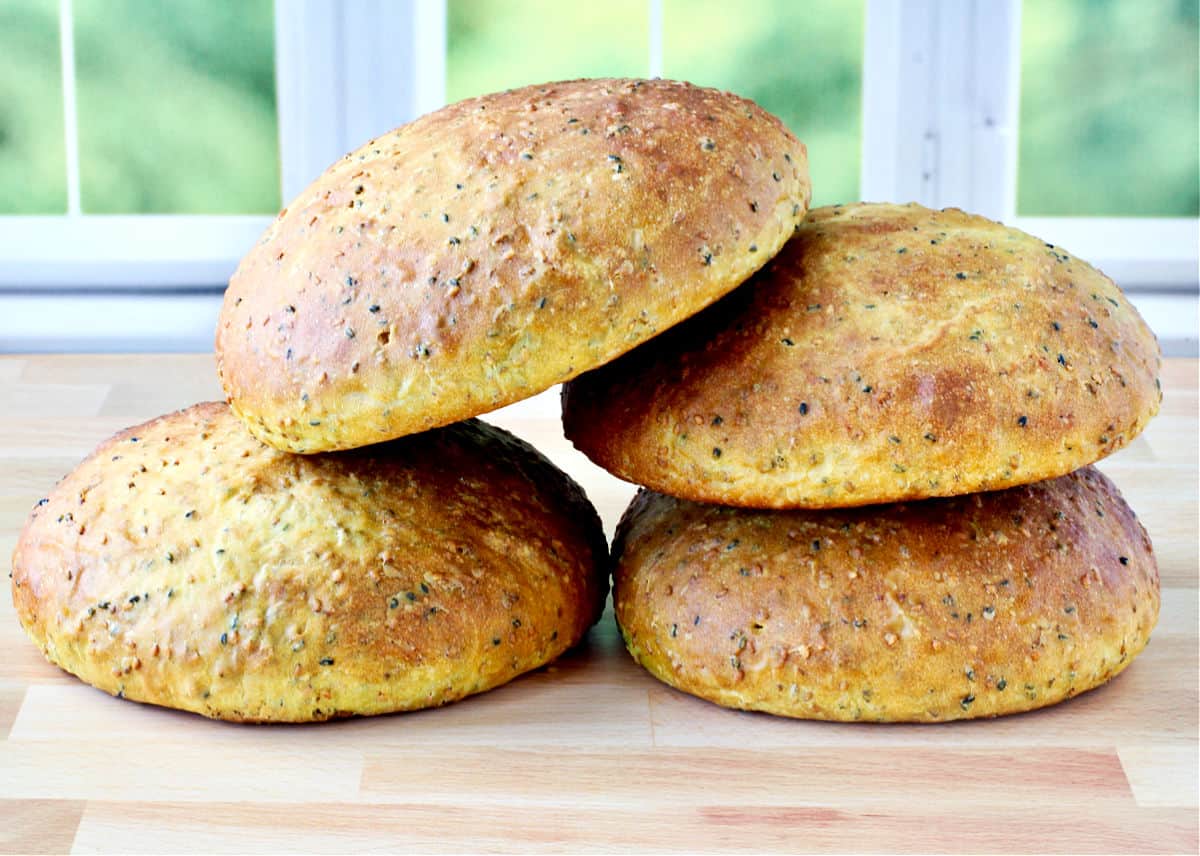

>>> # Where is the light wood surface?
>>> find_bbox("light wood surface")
[1,354,1196,854]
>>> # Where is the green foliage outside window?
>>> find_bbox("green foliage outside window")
[0,1,1194,218]
[1018,0,1199,216]
[448,0,864,208]
[0,0,279,215]
[0,0,67,214]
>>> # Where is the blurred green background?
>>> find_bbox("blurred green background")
[0,0,1195,217]
[72,0,279,214]
[0,0,279,214]
[1018,0,1199,216]
[446,0,863,207]
[660,0,863,209]
[0,0,67,214]
[446,0,649,97]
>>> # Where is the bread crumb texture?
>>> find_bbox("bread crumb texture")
[11,403,608,722]
[613,467,1159,722]
[563,202,1162,507]
[217,77,811,452]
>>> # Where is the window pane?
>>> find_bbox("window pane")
[73,0,280,214]
[0,0,67,214]
[447,0,648,103]
[663,0,864,207]
[1018,0,1199,217]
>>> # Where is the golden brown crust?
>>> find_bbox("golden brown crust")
[563,203,1162,508]
[217,78,811,453]
[11,403,607,722]
[612,467,1159,722]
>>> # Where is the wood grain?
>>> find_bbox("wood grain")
[0,800,86,855]
[1,354,1196,854]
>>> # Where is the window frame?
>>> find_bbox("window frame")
[1,0,1194,351]
[0,0,447,291]
[861,0,1198,292]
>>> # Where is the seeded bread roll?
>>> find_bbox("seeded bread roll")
[217,78,811,453]
[563,202,1161,508]
[11,403,607,722]
[613,467,1158,722]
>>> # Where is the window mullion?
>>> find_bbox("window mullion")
[58,0,82,216]
[862,0,1020,221]
[274,1,444,203]
[274,2,345,203]
[861,0,934,205]
[0,216,274,288]
[648,0,663,78]
[965,0,1021,221]
[411,0,447,117]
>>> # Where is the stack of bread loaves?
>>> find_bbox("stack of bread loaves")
[11,78,1160,724]
[563,202,1163,721]
[11,79,812,721]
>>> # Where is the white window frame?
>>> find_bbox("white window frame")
[1,0,1195,351]
[862,0,1197,288]
[0,0,446,292]
[0,0,446,350]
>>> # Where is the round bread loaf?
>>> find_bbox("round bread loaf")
[217,78,811,453]
[11,403,607,722]
[613,467,1159,722]
[563,202,1161,508]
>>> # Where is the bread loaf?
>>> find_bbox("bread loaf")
[218,78,811,452]
[563,203,1161,507]
[613,467,1158,721]
[11,403,608,721]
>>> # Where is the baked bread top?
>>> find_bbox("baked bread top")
[613,467,1159,721]
[11,403,607,722]
[217,78,811,452]
[563,202,1161,508]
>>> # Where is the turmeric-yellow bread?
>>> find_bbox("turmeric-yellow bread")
[11,402,607,722]
[217,78,811,452]
[613,466,1158,721]
[563,202,1161,507]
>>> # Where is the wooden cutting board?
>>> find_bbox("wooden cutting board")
[1,354,1195,854]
